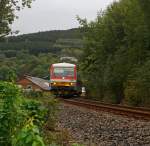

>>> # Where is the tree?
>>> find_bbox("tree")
[138,0,150,28]
[124,60,150,106]
[78,0,150,104]
[0,66,17,82]
[0,0,34,38]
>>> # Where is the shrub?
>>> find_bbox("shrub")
[22,95,60,145]
[24,90,43,98]
[27,96,59,131]
[124,80,142,106]
[124,60,150,106]
[0,81,62,146]
[0,82,23,146]
[12,118,45,146]
[0,81,46,145]
[21,99,48,127]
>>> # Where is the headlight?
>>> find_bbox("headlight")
[51,82,56,85]
[70,83,75,86]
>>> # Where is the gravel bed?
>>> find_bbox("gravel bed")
[58,103,150,146]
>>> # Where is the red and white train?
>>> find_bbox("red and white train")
[50,63,81,96]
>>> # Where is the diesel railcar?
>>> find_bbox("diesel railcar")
[50,63,81,96]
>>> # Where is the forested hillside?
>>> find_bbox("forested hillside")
[79,0,150,106]
[1,0,150,107]
[0,28,83,79]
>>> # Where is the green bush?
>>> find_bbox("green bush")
[24,90,43,98]
[42,97,60,144]
[124,80,142,106]
[0,81,46,145]
[124,60,150,106]
[12,118,45,146]
[0,81,62,146]
[22,94,60,145]
[21,99,48,127]
[0,82,23,146]
[26,96,59,131]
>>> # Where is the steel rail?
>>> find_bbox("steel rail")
[61,98,150,120]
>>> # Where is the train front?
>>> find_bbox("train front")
[50,63,77,96]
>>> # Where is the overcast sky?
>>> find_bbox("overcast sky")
[12,0,115,34]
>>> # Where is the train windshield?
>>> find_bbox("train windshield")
[53,67,74,77]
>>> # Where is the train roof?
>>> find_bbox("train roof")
[52,63,76,67]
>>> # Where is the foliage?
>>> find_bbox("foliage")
[0,0,33,38]
[38,97,59,131]
[45,98,59,129]
[78,0,150,105]
[22,99,48,127]
[25,96,60,145]
[12,118,45,146]
[24,90,43,98]
[21,96,60,145]
[0,29,83,79]
[0,82,23,145]
[0,66,17,82]
[0,81,47,145]
[124,60,150,106]
[138,0,150,29]
[43,129,71,146]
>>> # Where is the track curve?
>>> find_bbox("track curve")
[60,98,150,120]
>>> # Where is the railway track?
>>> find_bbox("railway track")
[60,98,150,120]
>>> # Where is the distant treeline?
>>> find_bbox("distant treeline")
[0,28,83,79]
[0,28,83,56]
[7,28,82,42]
